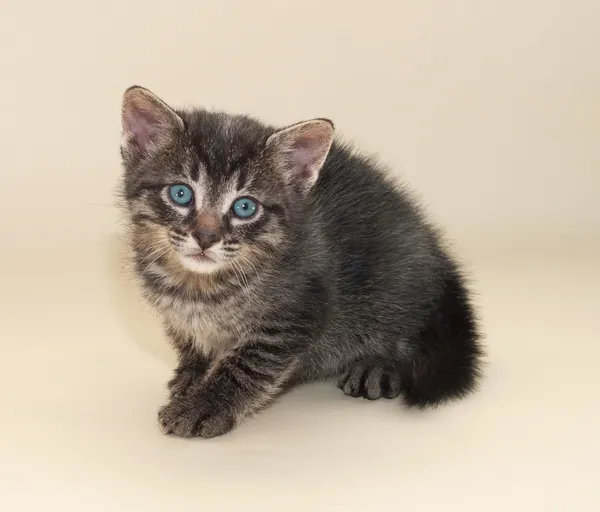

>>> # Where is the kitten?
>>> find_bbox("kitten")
[119,86,483,438]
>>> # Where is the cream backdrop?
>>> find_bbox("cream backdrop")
[1,2,599,512]
[1,0,598,248]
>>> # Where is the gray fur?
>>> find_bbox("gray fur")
[119,86,483,438]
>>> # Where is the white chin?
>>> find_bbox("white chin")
[179,255,223,274]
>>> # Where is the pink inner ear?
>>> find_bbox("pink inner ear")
[123,107,162,153]
[289,134,326,181]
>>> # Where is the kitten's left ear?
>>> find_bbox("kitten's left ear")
[121,86,184,163]
[266,119,334,194]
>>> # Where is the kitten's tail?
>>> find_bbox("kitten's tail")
[398,271,484,408]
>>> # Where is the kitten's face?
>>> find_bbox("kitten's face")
[125,140,289,276]
[156,174,281,275]
[120,87,334,278]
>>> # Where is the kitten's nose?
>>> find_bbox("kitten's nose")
[192,227,222,251]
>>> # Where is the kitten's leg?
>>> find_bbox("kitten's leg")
[166,329,212,398]
[158,341,298,438]
[338,359,401,400]
[167,350,211,398]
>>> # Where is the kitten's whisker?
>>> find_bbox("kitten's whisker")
[231,259,250,290]
[229,259,243,288]
[238,253,260,277]
[141,246,172,275]
[138,244,171,268]
[137,244,167,266]
[82,201,115,208]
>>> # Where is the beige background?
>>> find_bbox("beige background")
[1,0,599,247]
[1,1,599,511]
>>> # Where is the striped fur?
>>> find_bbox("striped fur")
[119,87,483,438]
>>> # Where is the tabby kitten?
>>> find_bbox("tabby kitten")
[119,86,483,438]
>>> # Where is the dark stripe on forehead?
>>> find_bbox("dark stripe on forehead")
[236,166,248,191]
[231,145,265,186]
[190,163,201,182]
[190,147,211,182]
[230,149,256,170]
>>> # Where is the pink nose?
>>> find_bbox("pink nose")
[192,227,221,251]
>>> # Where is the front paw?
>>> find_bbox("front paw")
[158,396,236,439]
[167,368,203,398]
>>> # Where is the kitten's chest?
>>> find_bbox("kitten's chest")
[156,294,246,356]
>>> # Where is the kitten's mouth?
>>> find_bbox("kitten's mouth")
[186,251,216,263]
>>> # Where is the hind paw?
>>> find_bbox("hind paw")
[338,362,401,400]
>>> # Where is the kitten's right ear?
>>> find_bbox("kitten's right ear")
[121,86,183,163]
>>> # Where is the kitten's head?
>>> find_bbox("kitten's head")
[119,86,334,278]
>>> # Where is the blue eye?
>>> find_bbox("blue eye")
[232,197,258,219]
[169,184,193,206]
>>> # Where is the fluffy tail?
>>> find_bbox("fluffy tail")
[399,270,484,408]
